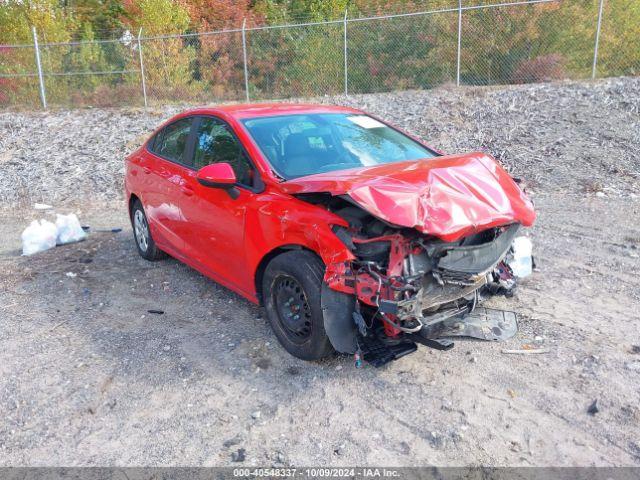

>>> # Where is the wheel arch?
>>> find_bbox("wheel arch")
[254,244,322,306]
[255,243,358,354]
[128,193,140,220]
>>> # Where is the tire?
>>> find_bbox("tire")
[262,250,335,361]
[130,199,166,261]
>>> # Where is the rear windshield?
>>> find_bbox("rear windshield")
[241,113,437,179]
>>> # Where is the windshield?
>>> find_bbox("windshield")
[241,113,437,179]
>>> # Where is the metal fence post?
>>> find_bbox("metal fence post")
[32,27,47,110]
[456,0,462,86]
[343,9,349,96]
[137,28,148,108]
[592,0,604,79]
[242,19,250,102]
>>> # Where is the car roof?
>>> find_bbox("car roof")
[180,103,364,120]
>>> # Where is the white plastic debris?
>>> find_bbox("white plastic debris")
[55,213,87,245]
[509,236,533,278]
[65,272,77,278]
[33,203,53,210]
[21,219,58,256]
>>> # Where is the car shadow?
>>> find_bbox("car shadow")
[14,229,356,387]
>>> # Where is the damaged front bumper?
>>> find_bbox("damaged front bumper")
[419,306,518,342]
[323,221,531,366]
[383,223,521,324]
[358,307,519,367]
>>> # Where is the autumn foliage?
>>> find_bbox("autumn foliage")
[0,0,638,107]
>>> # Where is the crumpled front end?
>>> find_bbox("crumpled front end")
[298,191,534,367]
[392,223,521,321]
[288,153,536,366]
[325,214,527,328]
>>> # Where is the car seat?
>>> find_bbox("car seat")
[282,132,326,177]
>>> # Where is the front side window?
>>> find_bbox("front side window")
[193,117,253,185]
[152,117,193,163]
[241,113,437,179]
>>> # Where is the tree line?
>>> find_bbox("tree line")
[0,0,638,107]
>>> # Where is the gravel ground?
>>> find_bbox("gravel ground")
[1,77,638,206]
[0,78,639,466]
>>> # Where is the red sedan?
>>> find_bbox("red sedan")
[125,104,535,366]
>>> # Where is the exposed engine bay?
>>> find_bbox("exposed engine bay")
[298,193,532,367]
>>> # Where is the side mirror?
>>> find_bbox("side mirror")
[196,163,237,188]
[196,163,240,199]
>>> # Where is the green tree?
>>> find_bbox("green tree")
[594,0,639,76]
[0,0,74,106]
[123,0,196,100]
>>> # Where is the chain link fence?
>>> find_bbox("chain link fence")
[0,43,42,108]
[0,0,638,109]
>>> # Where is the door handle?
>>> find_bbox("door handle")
[142,166,152,174]
[181,185,194,196]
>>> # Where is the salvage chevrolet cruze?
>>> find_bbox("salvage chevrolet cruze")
[125,104,536,366]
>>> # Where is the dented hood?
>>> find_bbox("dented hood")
[280,152,536,242]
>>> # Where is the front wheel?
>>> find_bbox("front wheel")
[262,250,334,361]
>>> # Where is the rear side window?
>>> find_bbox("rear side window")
[150,118,193,164]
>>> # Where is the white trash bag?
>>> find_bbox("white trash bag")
[21,219,58,256]
[508,236,533,278]
[55,213,87,245]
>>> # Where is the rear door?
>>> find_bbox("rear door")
[144,117,195,255]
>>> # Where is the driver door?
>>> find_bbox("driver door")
[180,116,259,294]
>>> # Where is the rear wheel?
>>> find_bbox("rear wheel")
[130,199,166,261]
[263,250,334,361]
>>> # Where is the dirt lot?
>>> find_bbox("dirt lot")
[1,78,639,466]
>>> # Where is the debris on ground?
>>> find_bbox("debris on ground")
[21,219,58,256]
[33,203,53,210]
[231,448,246,462]
[223,436,242,448]
[55,213,87,245]
[147,309,164,315]
[20,212,88,256]
[82,226,123,233]
[587,399,599,415]
[501,348,550,355]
